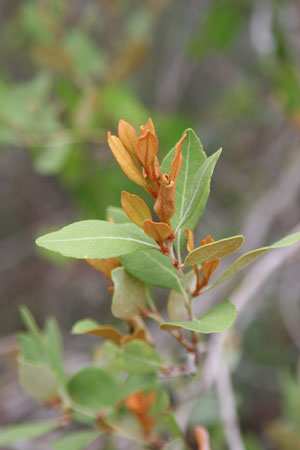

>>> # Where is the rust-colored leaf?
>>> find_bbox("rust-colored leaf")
[194,426,211,450]
[121,328,147,345]
[107,132,149,189]
[118,119,137,154]
[169,133,186,183]
[142,220,172,243]
[201,259,220,285]
[136,131,159,181]
[154,177,176,223]
[140,118,156,137]
[86,326,123,345]
[86,258,105,273]
[125,391,156,436]
[200,235,214,246]
[121,191,152,228]
[184,229,195,252]
[103,257,122,280]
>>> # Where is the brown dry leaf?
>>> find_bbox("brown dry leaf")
[121,328,147,345]
[142,220,172,243]
[140,118,156,136]
[154,177,176,223]
[107,132,149,189]
[121,191,152,228]
[86,258,105,273]
[125,391,157,436]
[169,133,186,182]
[103,257,122,280]
[184,229,195,252]
[136,131,159,181]
[194,427,211,450]
[118,120,137,154]
[84,325,123,345]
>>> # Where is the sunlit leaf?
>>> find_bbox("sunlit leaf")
[161,129,207,256]
[175,149,222,234]
[36,220,159,259]
[160,300,237,333]
[184,236,244,266]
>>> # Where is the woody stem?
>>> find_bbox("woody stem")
[166,238,200,365]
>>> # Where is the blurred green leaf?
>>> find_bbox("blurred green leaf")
[18,360,59,403]
[0,421,58,446]
[68,367,120,412]
[52,430,101,450]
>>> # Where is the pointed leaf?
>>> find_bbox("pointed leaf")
[72,319,123,345]
[210,231,300,289]
[161,129,207,256]
[160,300,237,333]
[136,131,158,173]
[184,236,244,266]
[111,267,146,319]
[52,431,101,450]
[118,119,137,153]
[175,149,222,234]
[120,249,184,292]
[121,191,152,228]
[0,421,58,446]
[36,220,159,259]
[107,132,149,189]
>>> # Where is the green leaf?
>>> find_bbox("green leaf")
[68,367,120,412]
[0,421,58,446]
[161,129,207,256]
[36,220,159,259]
[18,360,59,403]
[160,300,237,334]
[111,267,146,319]
[52,430,101,450]
[210,231,300,289]
[120,249,184,292]
[106,206,130,224]
[163,412,185,442]
[184,235,244,266]
[110,341,165,375]
[175,149,222,234]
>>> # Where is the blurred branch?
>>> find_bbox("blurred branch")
[202,222,300,391]
[216,355,245,450]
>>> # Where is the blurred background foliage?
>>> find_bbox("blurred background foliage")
[1,0,300,449]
